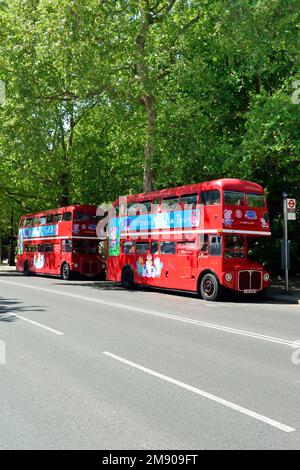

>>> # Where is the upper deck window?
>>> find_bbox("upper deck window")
[247,193,265,208]
[62,212,72,221]
[180,193,198,207]
[73,212,95,222]
[53,214,62,223]
[162,197,180,209]
[200,190,220,206]
[128,201,152,215]
[224,191,245,206]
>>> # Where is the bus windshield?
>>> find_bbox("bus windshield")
[224,235,245,258]
[74,212,96,223]
[73,240,98,254]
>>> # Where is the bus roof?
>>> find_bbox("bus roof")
[20,204,96,220]
[117,178,265,204]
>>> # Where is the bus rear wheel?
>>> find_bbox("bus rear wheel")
[61,262,72,281]
[23,261,30,275]
[121,266,134,289]
[199,273,220,301]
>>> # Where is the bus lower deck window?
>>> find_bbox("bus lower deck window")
[160,242,176,254]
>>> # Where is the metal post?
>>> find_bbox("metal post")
[282,192,288,293]
[9,207,15,267]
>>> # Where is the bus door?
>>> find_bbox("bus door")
[176,240,198,290]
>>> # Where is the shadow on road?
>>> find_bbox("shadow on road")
[50,279,296,305]
[0,297,45,322]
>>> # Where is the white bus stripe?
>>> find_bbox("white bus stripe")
[103,352,295,433]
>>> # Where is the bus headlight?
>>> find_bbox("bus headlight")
[225,273,233,282]
[74,263,78,268]
[263,273,269,282]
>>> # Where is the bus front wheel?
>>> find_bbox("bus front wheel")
[199,273,220,301]
[121,267,134,289]
[61,263,72,281]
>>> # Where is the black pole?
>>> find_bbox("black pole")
[282,192,288,293]
[9,207,15,266]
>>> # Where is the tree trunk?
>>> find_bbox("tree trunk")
[136,6,155,193]
[59,171,69,207]
[142,95,155,192]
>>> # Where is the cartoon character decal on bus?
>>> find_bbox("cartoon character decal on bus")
[136,255,163,278]
[33,253,45,270]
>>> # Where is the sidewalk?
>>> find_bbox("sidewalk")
[0,263,16,272]
[268,276,300,305]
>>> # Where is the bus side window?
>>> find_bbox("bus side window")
[38,244,44,253]
[151,242,159,254]
[199,235,208,254]
[200,190,220,206]
[62,212,72,222]
[136,242,149,254]
[62,240,72,252]
[209,236,222,256]
[123,241,134,254]
[160,241,176,254]
[25,244,29,253]
[54,214,62,223]
[47,214,54,224]
[45,244,53,253]
[180,193,198,208]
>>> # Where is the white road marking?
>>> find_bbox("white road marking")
[0,279,295,347]
[5,312,64,336]
[103,351,295,433]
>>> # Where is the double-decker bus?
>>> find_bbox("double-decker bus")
[106,179,271,300]
[16,205,106,280]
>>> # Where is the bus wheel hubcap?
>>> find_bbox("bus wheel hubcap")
[203,279,214,296]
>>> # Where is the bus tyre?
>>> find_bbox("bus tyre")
[121,266,134,289]
[61,263,72,281]
[23,261,30,276]
[199,273,220,301]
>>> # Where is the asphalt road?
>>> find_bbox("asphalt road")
[0,271,300,450]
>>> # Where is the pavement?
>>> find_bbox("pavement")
[1,268,300,449]
[267,276,300,305]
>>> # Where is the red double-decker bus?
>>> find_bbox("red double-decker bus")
[16,205,106,280]
[106,179,271,300]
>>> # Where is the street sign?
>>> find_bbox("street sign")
[287,198,296,220]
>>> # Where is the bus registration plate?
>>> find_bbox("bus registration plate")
[243,289,257,294]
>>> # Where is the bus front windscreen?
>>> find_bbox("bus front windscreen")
[73,240,98,255]
[224,235,245,258]
[74,211,97,223]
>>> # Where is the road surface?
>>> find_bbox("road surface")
[0,271,299,449]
